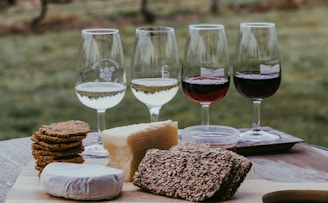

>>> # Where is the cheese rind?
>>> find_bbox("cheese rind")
[101,120,178,181]
[40,162,124,200]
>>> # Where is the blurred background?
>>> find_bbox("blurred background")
[0,0,328,148]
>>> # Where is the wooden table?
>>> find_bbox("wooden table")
[1,133,328,203]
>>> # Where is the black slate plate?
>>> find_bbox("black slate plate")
[236,127,303,155]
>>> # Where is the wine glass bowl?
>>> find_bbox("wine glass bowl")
[130,26,180,122]
[234,71,280,99]
[182,24,230,125]
[233,22,281,142]
[75,28,126,157]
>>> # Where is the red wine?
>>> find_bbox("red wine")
[182,76,229,103]
[234,71,280,99]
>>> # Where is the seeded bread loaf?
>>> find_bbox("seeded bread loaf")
[172,142,252,200]
[133,142,252,202]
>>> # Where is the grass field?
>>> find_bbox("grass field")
[1,0,328,147]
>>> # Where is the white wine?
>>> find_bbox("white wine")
[130,78,179,107]
[76,82,126,110]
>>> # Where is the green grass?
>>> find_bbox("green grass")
[1,1,328,147]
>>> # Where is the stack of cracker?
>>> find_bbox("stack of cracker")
[31,120,90,175]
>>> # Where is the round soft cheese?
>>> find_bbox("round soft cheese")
[40,162,124,200]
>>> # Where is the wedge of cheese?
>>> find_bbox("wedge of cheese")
[101,120,178,181]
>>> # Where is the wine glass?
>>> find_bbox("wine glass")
[182,24,230,125]
[130,26,180,122]
[233,22,281,142]
[75,28,126,157]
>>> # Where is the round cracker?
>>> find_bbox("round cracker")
[39,120,90,138]
[36,155,84,168]
[32,146,84,158]
[31,140,82,151]
[33,131,86,143]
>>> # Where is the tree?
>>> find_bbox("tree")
[31,0,72,26]
[8,0,16,5]
[31,0,48,26]
[0,0,16,8]
[140,0,155,23]
[210,0,219,14]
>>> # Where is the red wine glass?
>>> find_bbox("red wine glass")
[182,24,230,125]
[233,22,281,142]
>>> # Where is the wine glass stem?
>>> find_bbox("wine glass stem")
[201,103,210,126]
[149,106,161,122]
[97,109,106,143]
[252,99,262,132]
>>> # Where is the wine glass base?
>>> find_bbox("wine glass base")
[239,130,280,143]
[82,143,109,158]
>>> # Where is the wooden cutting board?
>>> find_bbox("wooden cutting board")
[5,159,328,203]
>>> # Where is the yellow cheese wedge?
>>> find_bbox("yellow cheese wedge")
[101,120,178,181]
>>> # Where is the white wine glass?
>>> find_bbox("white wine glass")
[182,24,230,125]
[130,26,180,122]
[233,22,281,142]
[75,28,126,157]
